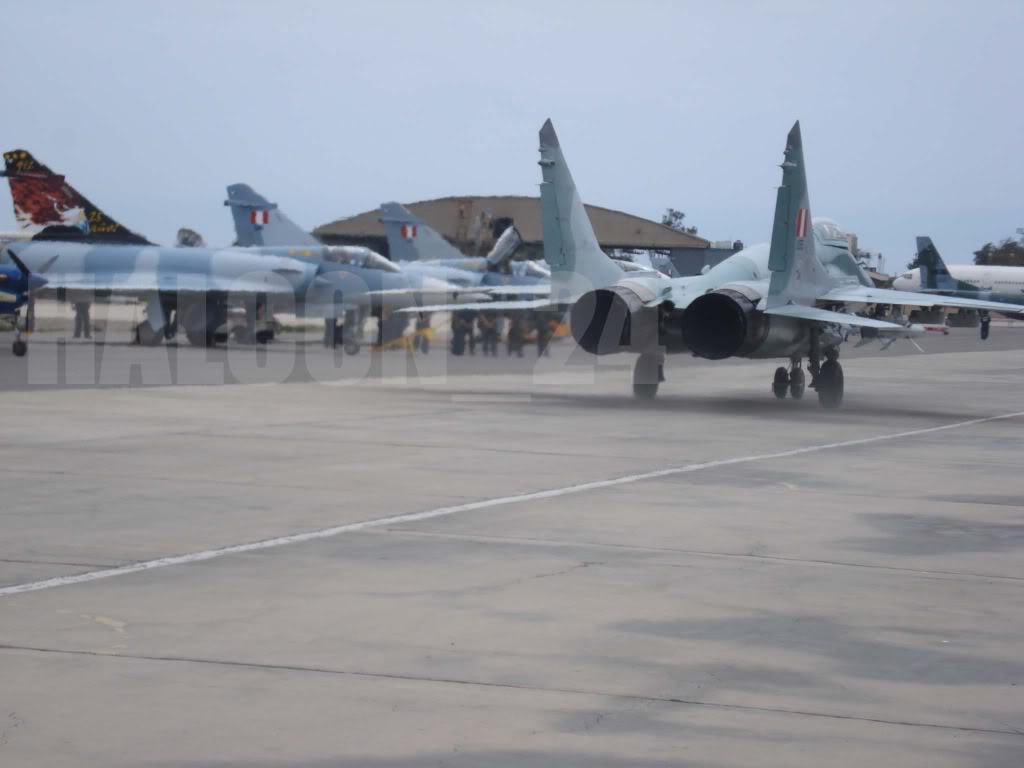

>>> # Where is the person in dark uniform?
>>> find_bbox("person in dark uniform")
[73,302,91,339]
[451,311,466,355]
[506,313,524,357]
[535,312,551,357]
[465,311,477,355]
[413,312,431,354]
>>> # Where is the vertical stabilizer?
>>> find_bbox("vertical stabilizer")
[765,122,831,308]
[915,236,962,291]
[538,119,623,298]
[224,183,319,248]
[2,149,152,244]
[379,202,465,263]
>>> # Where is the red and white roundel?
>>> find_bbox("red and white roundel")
[400,224,417,240]
[795,208,809,239]
[250,210,270,225]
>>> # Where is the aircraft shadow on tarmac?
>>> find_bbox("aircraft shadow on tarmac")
[419,388,982,424]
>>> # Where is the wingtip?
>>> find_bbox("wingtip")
[539,118,559,148]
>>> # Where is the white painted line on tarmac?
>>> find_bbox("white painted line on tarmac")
[2,410,1022,598]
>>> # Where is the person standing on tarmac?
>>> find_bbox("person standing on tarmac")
[414,312,431,354]
[535,312,551,357]
[73,302,92,339]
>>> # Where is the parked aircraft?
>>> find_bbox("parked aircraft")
[1,153,470,346]
[535,119,1024,406]
[894,237,1024,339]
[223,183,484,345]
[378,202,549,295]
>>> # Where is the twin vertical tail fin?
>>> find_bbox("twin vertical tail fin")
[224,183,320,248]
[379,201,465,263]
[538,119,623,299]
[2,149,152,245]
[765,122,831,308]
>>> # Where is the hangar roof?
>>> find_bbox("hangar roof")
[314,195,709,250]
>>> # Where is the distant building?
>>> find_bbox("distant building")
[313,195,709,261]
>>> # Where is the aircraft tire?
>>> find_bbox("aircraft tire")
[344,340,360,355]
[135,322,164,347]
[772,366,789,399]
[633,353,661,400]
[789,368,805,400]
[817,360,844,409]
[12,339,27,357]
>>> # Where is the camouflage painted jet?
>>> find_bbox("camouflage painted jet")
[893,237,1024,338]
[534,119,1024,407]
[378,202,550,295]
[2,152,469,346]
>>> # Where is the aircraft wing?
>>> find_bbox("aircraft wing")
[35,272,298,296]
[821,286,1024,314]
[478,284,551,296]
[763,304,911,330]
[398,298,555,313]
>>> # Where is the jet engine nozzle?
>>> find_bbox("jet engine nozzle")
[681,289,769,360]
[569,284,658,355]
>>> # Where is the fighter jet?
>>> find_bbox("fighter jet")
[0,252,46,356]
[533,119,1024,407]
[893,237,1024,339]
[223,183,486,345]
[378,202,550,295]
[2,153,471,346]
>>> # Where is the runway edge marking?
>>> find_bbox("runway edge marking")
[3,410,1022,598]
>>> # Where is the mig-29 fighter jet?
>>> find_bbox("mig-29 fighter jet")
[535,119,1024,407]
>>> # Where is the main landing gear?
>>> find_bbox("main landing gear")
[772,361,806,400]
[772,340,843,409]
[633,352,665,400]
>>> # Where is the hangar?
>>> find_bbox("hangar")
[313,195,717,270]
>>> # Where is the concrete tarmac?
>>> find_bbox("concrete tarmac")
[0,330,1022,766]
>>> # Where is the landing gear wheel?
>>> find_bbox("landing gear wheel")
[789,368,806,400]
[816,360,844,409]
[135,321,163,347]
[255,329,274,345]
[633,353,662,400]
[772,366,790,399]
[344,339,360,355]
[12,339,27,357]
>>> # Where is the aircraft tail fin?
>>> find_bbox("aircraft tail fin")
[765,122,832,308]
[915,236,959,291]
[224,183,319,248]
[2,149,152,245]
[538,119,622,297]
[379,202,465,263]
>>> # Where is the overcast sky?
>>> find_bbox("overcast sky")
[3,0,1021,268]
